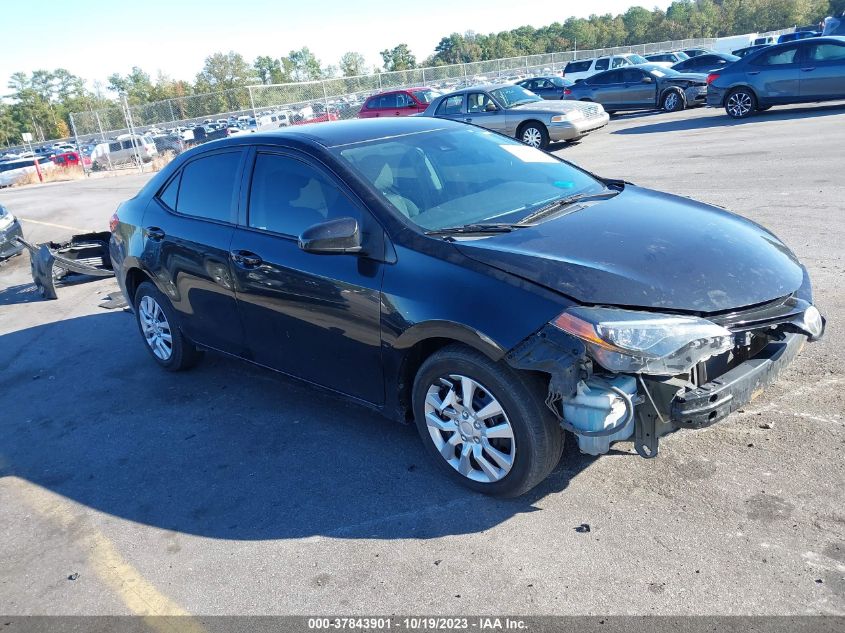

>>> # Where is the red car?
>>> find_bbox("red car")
[51,151,91,168]
[358,87,441,118]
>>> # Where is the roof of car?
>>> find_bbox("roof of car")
[213,117,460,149]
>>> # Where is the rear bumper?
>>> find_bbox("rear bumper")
[670,332,806,428]
[706,87,727,107]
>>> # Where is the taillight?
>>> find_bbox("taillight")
[563,88,572,96]
[706,73,719,85]
[109,212,119,233]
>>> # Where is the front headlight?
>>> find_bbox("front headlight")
[553,306,733,375]
[0,212,14,232]
[551,110,584,123]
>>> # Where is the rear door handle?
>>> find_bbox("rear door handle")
[464,117,472,122]
[230,250,263,268]
[747,71,760,75]
[145,226,165,241]
[801,67,816,72]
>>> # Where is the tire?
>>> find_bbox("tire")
[518,122,550,150]
[725,88,757,119]
[412,344,564,498]
[662,90,685,112]
[133,281,202,371]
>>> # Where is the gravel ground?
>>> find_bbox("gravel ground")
[0,103,843,617]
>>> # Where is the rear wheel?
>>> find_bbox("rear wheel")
[412,345,563,497]
[518,122,549,150]
[133,281,202,371]
[725,88,757,119]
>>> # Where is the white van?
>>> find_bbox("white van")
[563,53,650,82]
[93,134,157,170]
[0,157,55,187]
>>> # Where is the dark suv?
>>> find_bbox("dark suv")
[110,117,824,497]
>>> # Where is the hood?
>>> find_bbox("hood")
[667,72,708,83]
[455,186,804,314]
[510,100,592,114]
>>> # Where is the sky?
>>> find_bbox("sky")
[0,0,671,91]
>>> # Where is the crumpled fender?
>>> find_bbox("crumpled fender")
[505,324,588,409]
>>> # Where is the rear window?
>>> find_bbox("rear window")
[174,151,242,223]
[411,89,440,104]
[436,95,463,115]
[595,58,609,71]
[564,60,592,74]
[752,47,798,66]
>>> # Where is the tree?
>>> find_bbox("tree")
[196,51,256,91]
[107,66,155,103]
[380,43,417,71]
[254,55,283,84]
[284,47,322,81]
[339,52,367,77]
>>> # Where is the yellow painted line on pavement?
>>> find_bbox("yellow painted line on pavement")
[6,476,206,633]
[17,217,92,233]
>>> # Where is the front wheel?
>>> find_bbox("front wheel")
[725,88,757,119]
[412,345,563,497]
[519,123,549,150]
[134,281,202,371]
[662,90,685,112]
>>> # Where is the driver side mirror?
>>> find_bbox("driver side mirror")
[298,217,363,255]
[484,102,498,112]
[642,76,653,83]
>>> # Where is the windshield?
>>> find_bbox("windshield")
[334,126,604,231]
[639,64,681,77]
[412,89,441,104]
[550,76,567,87]
[628,54,648,64]
[489,85,542,108]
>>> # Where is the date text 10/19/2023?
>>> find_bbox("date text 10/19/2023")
[307,617,529,630]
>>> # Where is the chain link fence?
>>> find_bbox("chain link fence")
[49,30,792,170]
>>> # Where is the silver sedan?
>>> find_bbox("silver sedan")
[421,84,609,149]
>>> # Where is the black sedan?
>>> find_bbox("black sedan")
[671,52,740,73]
[708,36,845,118]
[565,64,708,113]
[109,117,825,497]
[516,75,574,99]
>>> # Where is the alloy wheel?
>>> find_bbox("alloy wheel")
[664,92,679,111]
[522,127,543,148]
[424,374,516,483]
[138,295,173,361]
[727,92,753,118]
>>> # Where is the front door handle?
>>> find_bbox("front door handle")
[801,67,816,72]
[145,226,165,241]
[747,71,761,76]
[230,250,263,268]
[464,117,473,122]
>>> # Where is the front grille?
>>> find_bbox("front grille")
[580,103,603,119]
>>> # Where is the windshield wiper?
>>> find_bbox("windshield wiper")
[424,223,530,237]
[516,190,619,225]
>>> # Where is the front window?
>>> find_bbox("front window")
[334,126,604,231]
[488,85,541,108]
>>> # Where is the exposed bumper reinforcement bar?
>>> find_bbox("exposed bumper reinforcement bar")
[670,332,806,429]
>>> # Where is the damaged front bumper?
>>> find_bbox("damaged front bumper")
[506,302,823,458]
[13,232,113,299]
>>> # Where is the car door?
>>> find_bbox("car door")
[228,149,385,405]
[584,70,624,106]
[142,149,246,355]
[535,79,556,99]
[747,45,801,102]
[799,40,845,99]
[464,91,508,134]
[620,68,657,107]
[434,94,465,122]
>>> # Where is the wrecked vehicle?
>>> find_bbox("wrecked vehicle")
[15,231,113,299]
[109,118,825,497]
[0,204,25,260]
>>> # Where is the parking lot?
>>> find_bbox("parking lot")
[0,103,843,616]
